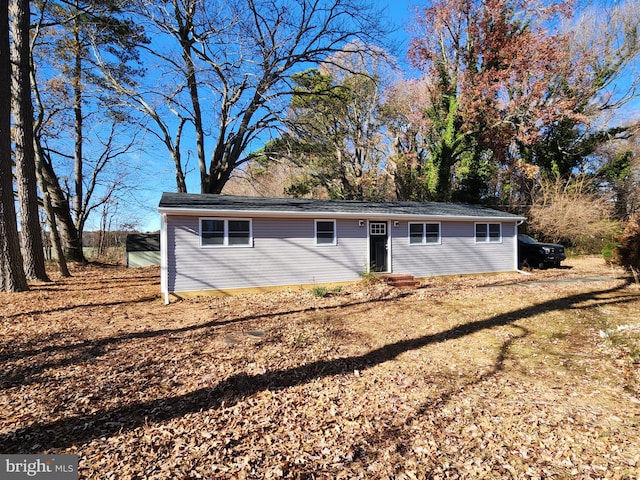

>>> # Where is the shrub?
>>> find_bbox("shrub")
[602,242,618,264]
[528,176,622,254]
[312,286,329,298]
[614,214,640,269]
[360,270,382,285]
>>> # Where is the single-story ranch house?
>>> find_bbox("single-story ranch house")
[158,192,526,302]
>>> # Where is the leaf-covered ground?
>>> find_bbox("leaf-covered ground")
[1,258,639,479]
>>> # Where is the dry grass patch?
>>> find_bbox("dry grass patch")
[1,257,639,479]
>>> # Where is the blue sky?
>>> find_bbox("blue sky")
[127,0,417,232]
[122,0,638,233]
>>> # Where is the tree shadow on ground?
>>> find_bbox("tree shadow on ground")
[0,282,636,453]
[0,290,413,368]
[283,323,533,477]
[0,295,159,322]
[1,291,413,391]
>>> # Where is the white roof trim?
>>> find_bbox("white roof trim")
[158,206,525,222]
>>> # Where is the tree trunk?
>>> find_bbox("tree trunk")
[176,12,207,191]
[10,0,50,282]
[435,146,455,202]
[73,13,84,235]
[173,118,188,193]
[205,151,234,194]
[0,1,28,292]
[35,148,71,277]
[206,132,245,194]
[38,155,85,262]
[29,4,83,265]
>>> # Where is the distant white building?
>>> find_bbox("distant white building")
[126,233,160,268]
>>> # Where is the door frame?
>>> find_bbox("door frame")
[368,220,390,273]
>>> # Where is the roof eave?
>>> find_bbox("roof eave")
[158,206,526,222]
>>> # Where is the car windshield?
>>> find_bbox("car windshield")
[518,234,538,244]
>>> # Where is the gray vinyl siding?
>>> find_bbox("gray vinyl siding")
[391,221,516,277]
[165,215,518,294]
[166,215,367,293]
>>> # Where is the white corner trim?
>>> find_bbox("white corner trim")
[160,213,169,304]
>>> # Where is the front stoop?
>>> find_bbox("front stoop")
[382,274,420,289]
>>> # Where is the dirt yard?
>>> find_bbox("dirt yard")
[1,257,639,479]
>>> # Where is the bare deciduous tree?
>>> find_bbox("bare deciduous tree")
[111,0,390,194]
[382,78,435,200]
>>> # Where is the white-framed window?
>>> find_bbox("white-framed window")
[409,222,441,245]
[315,220,336,245]
[200,218,252,247]
[475,222,502,243]
[370,222,387,236]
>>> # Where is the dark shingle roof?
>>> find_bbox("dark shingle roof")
[158,192,524,220]
[126,233,160,252]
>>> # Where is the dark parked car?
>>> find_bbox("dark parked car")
[517,234,566,269]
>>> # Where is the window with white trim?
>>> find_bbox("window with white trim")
[475,222,501,243]
[200,218,252,247]
[315,220,336,245]
[409,222,441,244]
[370,222,387,235]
